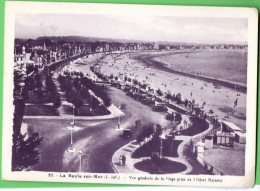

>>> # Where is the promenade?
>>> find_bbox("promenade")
[111,119,214,175]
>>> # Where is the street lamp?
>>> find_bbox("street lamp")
[118,116,120,129]
[68,106,76,153]
[115,116,122,131]
[159,134,166,159]
[72,105,75,125]
[68,122,75,153]
[78,149,83,172]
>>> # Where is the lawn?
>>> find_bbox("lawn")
[62,104,110,116]
[132,139,182,159]
[78,105,111,116]
[134,158,187,174]
[25,92,54,104]
[179,117,209,136]
[24,104,59,116]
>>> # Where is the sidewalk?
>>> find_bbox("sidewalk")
[111,120,214,174]
[111,140,146,174]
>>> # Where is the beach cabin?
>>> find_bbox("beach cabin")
[221,120,242,133]
[135,119,141,129]
[196,141,205,154]
[234,131,246,144]
[204,135,214,149]
[221,121,246,144]
[215,120,245,146]
[215,131,235,147]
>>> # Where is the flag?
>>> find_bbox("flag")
[234,98,238,108]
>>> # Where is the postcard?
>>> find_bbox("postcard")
[2,1,258,188]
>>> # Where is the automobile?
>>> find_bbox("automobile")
[209,109,214,114]
[121,129,133,139]
[166,132,175,139]
[142,99,154,106]
[152,105,167,112]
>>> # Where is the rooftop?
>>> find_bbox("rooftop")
[222,120,242,132]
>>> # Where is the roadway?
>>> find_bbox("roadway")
[26,86,169,173]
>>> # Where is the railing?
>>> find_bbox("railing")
[190,122,224,175]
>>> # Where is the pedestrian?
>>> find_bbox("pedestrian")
[119,155,123,166]
[122,155,126,166]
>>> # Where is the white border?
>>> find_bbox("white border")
[2,1,258,188]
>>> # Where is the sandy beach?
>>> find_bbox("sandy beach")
[74,51,247,130]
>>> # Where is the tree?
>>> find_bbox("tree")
[25,76,37,93]
[12,133,42,171]
[53,92,61,108]
[149,124,162,151]
[183,99,189,107]
[81,77,93,89]
[175,113,182,122]
[45,76,56,93]
[156,89,163,97]
[140,83,147,90]
[142,124,154,142]
[35,74,43,90]
[165,93,172,101]
[136,132,145,145]
[80,87,90,99]
[133,79,138,86]
[59,75,73,93]
[176,93,182,104]
[165,114,175,121]
[13,98,25,139]
[73,78,81,91]
[67,89,83,111]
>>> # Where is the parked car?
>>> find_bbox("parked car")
[122,129,133,139]
[152,105,167,112]
[209,109,214,114]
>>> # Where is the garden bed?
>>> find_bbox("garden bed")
[62,104,110,116]
[132,139,182,159]
[179,117,209,136]
[134,158,187,174]
[24,104,59,116]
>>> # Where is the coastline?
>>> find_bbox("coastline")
[136,51,247,93]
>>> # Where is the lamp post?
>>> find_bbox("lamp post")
[118,116,120,129]
[70,123,73,145]
[78,149,83,172]
[160,136,163,159]
[114,116,121,131]
[72,105,75,125]
[68,122,75,153]
[159,135,164,159]
[159,134,167,159]
[68,105,76,153]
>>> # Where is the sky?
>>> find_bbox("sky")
[15,14,248,44]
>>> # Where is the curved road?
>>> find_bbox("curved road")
[28,86,170,173]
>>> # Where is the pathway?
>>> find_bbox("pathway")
[111,119,214,175]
